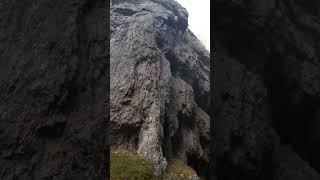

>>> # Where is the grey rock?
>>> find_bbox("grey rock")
[274,146,320,180]
[214,0,320,179]
[0,0,108,179]
[110,0,210,178]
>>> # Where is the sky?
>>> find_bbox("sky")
[175,0,210,51]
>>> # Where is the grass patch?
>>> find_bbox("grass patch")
[110,148,156,180]
[163,159,198,180]
[110,148,198,180]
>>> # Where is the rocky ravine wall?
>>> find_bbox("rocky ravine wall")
[214,0,320,179]
[0,0,108,179]
[110,0,210,178]
[3,0,320,180]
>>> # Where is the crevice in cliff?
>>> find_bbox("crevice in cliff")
[165,50,209,114]
[45,0,101,114]
[187,153,210,179]
[35,121,66,138]
[162,111,171,157]
[62,0,102,113]
[113,8,136,16]
[162,84,209,178]
[162,105,183,158]
[265,53,295,144]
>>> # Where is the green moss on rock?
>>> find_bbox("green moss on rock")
[110,148,199,180]
[163,159,200,180]
[110,148,156,180]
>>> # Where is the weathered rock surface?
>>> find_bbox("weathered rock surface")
[274,146,320,180]
[110,0,210,178]
[214,0,320,179]
[0,0,108,179]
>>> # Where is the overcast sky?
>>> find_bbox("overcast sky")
[175,0,210,51]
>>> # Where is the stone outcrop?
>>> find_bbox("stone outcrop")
[214,0,320,179]
[0,0,108,179]
[110,0,210,178]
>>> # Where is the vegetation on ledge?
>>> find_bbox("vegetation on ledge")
[110,147,199,180]
[110,148,156,180]
[163,159,199,180]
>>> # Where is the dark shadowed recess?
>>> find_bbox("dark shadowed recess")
[222,25,320,174]
[166,51,210,114]
[214,0,320,179]
[0,0,109,179]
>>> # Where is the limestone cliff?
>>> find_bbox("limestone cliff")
[110,0,210,178]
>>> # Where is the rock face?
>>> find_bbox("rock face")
[110,0,210,178]
[0,0,108,179]
[214,0,320,179]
